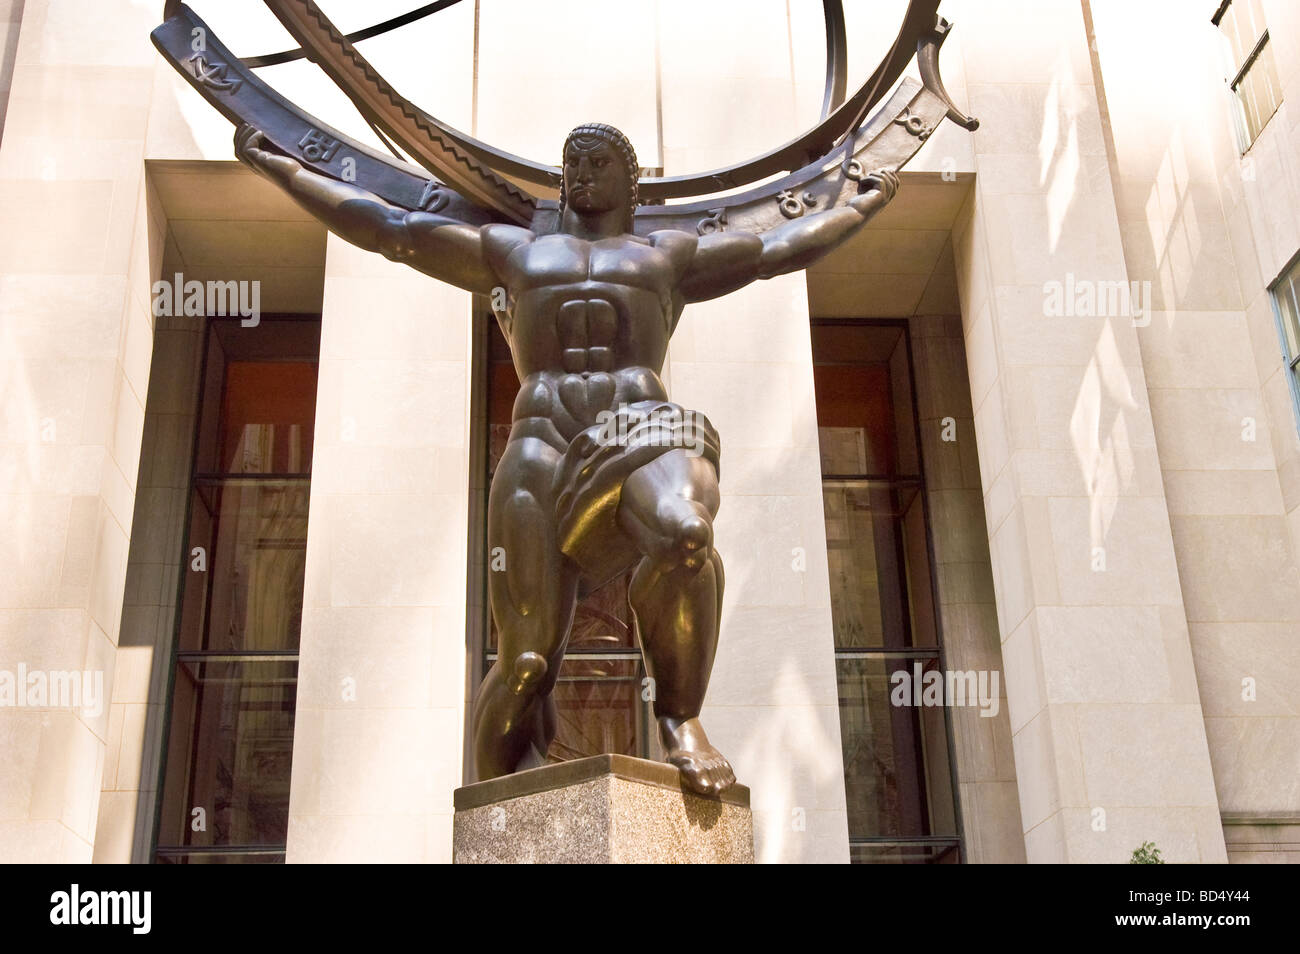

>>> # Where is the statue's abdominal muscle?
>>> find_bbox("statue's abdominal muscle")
[500,238,677,434]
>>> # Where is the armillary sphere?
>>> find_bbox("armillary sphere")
[152,0,978,236]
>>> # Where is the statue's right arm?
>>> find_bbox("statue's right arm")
[236,127,514,295]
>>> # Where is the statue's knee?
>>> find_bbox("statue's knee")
[506,651,548,695]
[667,508,713,571]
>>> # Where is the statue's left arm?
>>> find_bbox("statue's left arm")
[673,170,899,303]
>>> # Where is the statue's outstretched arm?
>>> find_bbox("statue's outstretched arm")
[679,170,899,303]
[235,126,502,295]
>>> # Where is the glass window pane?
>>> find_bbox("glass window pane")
[1251,39,1283,128]
[178,480,309,653]
[836,655,957,840]
[157,317,317,864]
[487,575,636,655]
[218,362,317,474]
[1238,57,1280,142]
[156,851,286,864]
[850,842,960,864]
[824,481,933,649]
[1220,0,1267,70]
[1240,0,1268,49]
[815,368,900,474]
[812,324,918,476]
[1241,71,1262,140]
[902,485,937,648]
[1220,1,1251,68]
[548,656,651,762]
[1277,272,1300,360]
[193,319,320,475]
[157,659,298,850]
[569,575,637,651]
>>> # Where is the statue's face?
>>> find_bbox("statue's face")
[563,138,627,215]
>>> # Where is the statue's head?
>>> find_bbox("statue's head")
[559,123,638,229]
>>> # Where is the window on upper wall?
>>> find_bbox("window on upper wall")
[1213,0,1283,151]
[1272,254,1300,431]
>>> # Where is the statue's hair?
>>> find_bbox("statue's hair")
[558,123,639,221]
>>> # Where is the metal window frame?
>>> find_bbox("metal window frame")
[1212,0,1282,152]
[812,316,965,864]
[150,314,320,863]
[1268,249,1300,439]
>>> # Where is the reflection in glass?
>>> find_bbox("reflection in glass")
[550,656,649,762]
[824,480,934,650]
[178,481,309,653]
[837,655,956,839]
[1216,0,1281,148]
[157,660,297,851]
[813,320,961,863]
[155,317,318,865]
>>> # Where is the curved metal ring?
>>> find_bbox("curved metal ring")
[158,1,975,229]
[252,0,939,202]
[244,0,466,69]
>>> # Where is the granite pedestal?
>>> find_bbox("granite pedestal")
[453,754,753,863]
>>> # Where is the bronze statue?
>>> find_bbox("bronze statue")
[235,121,898,795]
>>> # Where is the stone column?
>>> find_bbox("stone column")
[284,236,473,862]
[946,0,1226,862]
[92,311,201,864]
[0,0,159,861]
[1088,0,1300,856]
[268,0,480,865]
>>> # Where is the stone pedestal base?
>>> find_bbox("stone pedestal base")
[453,754,753,864]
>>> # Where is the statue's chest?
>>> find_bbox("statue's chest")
[512,237,667,294]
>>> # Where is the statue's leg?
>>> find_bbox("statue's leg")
[618,447,735,795]
[472,436,579,782]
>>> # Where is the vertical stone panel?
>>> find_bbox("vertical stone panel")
[0,0,158,862]
[285,237,472,863]
[92,309,201,864]
[946,0,1226,862]
[910,314,1026,863]
[1088,0,1300,853]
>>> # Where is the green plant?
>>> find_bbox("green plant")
[1129,841,1165,864]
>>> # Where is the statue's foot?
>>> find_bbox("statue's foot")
[659,717,736,796]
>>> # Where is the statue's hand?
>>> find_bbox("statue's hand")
[235,124,302,185]
[862,168,900,204]
[846,168,899,217]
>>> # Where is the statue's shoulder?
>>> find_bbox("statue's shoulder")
[647,228,698,270]
[481,223,536,273]
[481,222,535,248]
[647,228,697,249]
